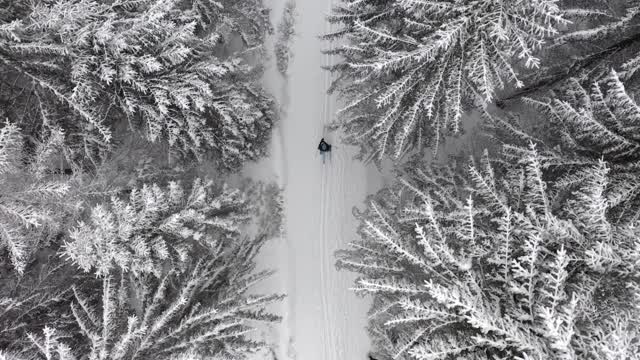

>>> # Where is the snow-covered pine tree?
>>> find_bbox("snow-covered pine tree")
[2,175,283,358]
[485,70,640,223]
[11,235,282,359]
[0,123,81,273]
[324,0,567,162]
[63,178,251,277]
[25,250,282,359]
[0,0,276,171]
[499,0,640,104]
[238,179,285,240]
[274,0,297,77]
[190,0,272,51]
[337,147,640,359]
[0,256,83,356]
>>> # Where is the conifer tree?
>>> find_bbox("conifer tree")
[337,147,640,359]
[325,0,640,163]
[1,176,283,359]
[485,70,640,223]
[0,257,84,355]
[190,0,272,50]
[0,0,276,171]
[0,123,80,273]
[25,250,282,359]
[6,240,282,359]
[324,0,567,162]
[63,178,252,277]
[274,0,297,77]
[499,1,640,104]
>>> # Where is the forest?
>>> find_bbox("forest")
[0,0,284,358]
[0,0,639,359]
[327,0,640,359]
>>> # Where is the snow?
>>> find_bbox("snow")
[236,0,394,359]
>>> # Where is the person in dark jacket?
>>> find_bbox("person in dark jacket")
[318,138,331,153]
[318,138,331,163]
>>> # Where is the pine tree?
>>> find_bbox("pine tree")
[1,176,284,359]
[324,0,567,162]
[190,0,272,51]
[0,122,81,273]
[499,1,640,105]
[0,0,276,171]
[24,250,282,359]
[0,256,85,356]
[63,178,251,277]
[485,70,640,223]
[274,0,297,77]
[10,240,282,359]
[337,147,640,359]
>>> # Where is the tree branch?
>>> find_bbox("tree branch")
[496,31,640,108]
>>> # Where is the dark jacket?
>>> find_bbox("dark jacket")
[318,140,331,152]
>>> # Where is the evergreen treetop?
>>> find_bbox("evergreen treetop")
[485,70,640,223]
[0,0,276,171]
[324,0,567,162]
[0,122,81,273]
[63,178,252,277]
[338,147,640,359]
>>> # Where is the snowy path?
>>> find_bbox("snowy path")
[280,0,377,357]
[241,0,392,358]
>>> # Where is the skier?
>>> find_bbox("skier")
[318,138,332,164]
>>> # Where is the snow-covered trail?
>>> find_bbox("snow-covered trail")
[279,0,379,358]
[241,0,393,358]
